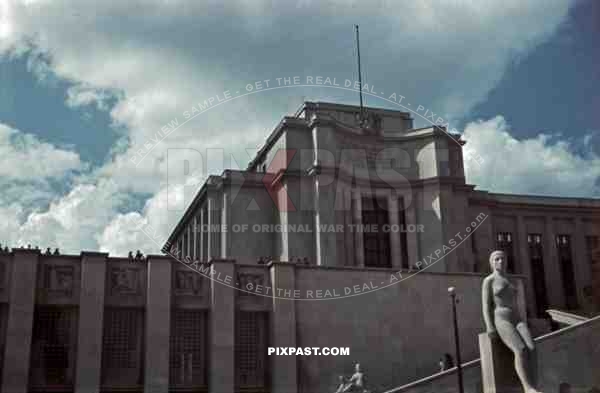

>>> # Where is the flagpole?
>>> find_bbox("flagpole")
[355,24,365,125]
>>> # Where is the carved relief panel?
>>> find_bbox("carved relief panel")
[171,265,209,308]
[36,257,81,305]
[105,260,146,307]
[236,268,270,311]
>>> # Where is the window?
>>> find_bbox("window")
[471,233,478,272]
[585,236,600,307]
[235,311,269,392]
[28,306,78,392]
[362,196,391,268]
[100,308,144,390]
[528,234,549,318]
[556,235,578,310]
[398,201,409,269]
[170,309,208,391]
[495,232,515,274]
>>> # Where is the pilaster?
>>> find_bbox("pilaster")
[543,216,564,308]
[75,252,108,393]
[209,259,235,393]
[1,248,39,393]
[388,196,402,269]
[144,256,172,393]
[516,216,535,317]
[269,263,297,393]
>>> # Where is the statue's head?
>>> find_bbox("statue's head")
[489,250,506,273]
[355,363,361,372]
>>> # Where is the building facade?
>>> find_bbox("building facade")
[166,102,600,317]
[0,102,598,393]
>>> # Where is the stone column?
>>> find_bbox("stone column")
[352,192,364,267]
[75,252,108,393]
[200,208,205,262]
[144,256,172,393]
[1,248,39,393]
[193,215,198,260]
[404,196,419,270]
[207,197,216,259]
[314,174,337,266]
[516,216,535,317]
[543,216,564,308]
[388,196,402,269]
[221,190,230,258]
[343,189,355,267]
[187,225,192,259]
[207,193,222,260]
[269,263,297,393]
[209,259,235,393]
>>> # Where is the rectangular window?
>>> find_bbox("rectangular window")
[495,232,515,274]
[586,236,600,307]
[100,308,144,390]
[556,235,578,310]
[169,309,208,390]
[362,196,391,268]
[28,306,78,392]
[528,234,549,318]
[398,202,409,269]
[471,233,478,272]
[235,311,269,392]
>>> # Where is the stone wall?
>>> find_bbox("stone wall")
[381,315,600,393]
[293,266,504,393]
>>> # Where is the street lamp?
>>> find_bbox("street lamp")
[448,286,464,393]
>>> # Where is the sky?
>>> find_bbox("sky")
[0,0,598,256]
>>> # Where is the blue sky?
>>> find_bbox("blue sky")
[0,0,598,255]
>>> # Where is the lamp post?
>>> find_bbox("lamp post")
[448,286,464,393]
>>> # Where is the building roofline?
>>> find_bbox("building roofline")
[470,190,600,209]
[302,101,413,119]
[163,178,212,251]
[248,101,420,171]
[246,116,309,171]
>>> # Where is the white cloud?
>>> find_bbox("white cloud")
[13,178,129,252]
[464,116,600,197]
[0,123,83,180]
[66,84,116,111]
[98,185,184,256]
[2,0,593,256]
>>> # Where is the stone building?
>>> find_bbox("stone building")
[0,101,598,393]
[167,101,600,317]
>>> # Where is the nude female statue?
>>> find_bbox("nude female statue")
[482,250,542,393]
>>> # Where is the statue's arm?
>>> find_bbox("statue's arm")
[482,277,496,333]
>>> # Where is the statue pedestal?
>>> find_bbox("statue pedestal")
[479,333,527,393]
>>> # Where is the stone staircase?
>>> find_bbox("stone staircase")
[380,315,600,393]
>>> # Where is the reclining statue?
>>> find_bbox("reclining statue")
[334,363,369,393]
